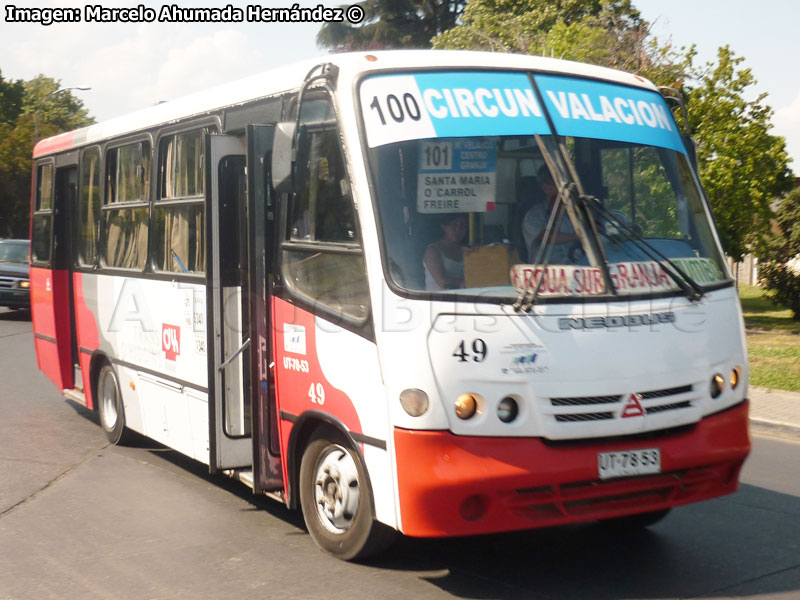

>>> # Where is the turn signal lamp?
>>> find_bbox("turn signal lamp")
[455,393,478,420]
[731,366,741,389]
[710,373,725,399]
[399,388,429,417]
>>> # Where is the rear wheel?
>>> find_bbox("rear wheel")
[299,429,395,561]
[97,363,131,445]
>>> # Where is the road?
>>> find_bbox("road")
[1,307,799,600]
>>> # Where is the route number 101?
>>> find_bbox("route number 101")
[421,141,452,170]
[369,94,421,125]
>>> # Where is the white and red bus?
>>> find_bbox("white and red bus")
[30,51,750,560]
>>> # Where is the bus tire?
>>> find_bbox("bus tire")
[299,429,395,561]
[97,363,131,445]
[601,508,671,529]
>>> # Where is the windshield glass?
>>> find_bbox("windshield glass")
[0,241,30,264]
[360,70,728,299]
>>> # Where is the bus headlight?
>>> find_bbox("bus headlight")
[710,373,724,399]
[497,396,519,423]
[18,280,30,289]
[730,366,741,389]
[399,388,429,417]
[455,393,478,420]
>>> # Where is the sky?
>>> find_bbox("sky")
[2,0,799,166]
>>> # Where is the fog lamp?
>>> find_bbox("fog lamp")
[710,373,724,399]
[459,494,488,522]
[455,393,478,420]
[497,396,519,423]
[731,366,742,389]
[399,388,429,417]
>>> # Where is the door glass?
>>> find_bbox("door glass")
[218,156,250,437]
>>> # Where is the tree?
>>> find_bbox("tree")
[0,70,25,126]
[317,0,465,51]
[758,189,800,320]
[685,47,793,260]
[0,75,93,238]
[432,0,793,261]
[433,0,643,58]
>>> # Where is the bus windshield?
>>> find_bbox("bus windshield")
[360,71,728,299]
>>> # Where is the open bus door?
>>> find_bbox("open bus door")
[246,124,283,494]
[206,129,282,493]
[207,134,252,471]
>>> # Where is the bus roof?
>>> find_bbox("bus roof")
[32,50,658,159]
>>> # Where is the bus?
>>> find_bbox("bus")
[30,50,751,560]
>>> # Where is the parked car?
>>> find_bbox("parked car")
[0,239,31,310]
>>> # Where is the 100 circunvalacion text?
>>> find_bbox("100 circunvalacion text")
[4,4,351,26]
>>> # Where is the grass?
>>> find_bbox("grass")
[746,334,800,392]
[738,285,800,392]
[738,285,800,333]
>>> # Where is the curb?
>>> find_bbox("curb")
[749,417,800,441]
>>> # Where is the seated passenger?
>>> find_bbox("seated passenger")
[522,166,578,264]
[423,213,467,290]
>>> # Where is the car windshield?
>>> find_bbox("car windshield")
[0,241,30,264]
[359,70,728,300]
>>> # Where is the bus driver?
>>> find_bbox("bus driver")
[522,165,579,264]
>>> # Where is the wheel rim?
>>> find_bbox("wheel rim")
[100,370,119,431]
[313,444,361,534]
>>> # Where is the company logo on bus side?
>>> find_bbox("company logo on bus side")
[162,323,181,361]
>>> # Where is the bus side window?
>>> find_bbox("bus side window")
[154,130,206,274]
[32,162,54,266]
[78,147,101,267]
[102,141,150,270]
[283,128,369,322]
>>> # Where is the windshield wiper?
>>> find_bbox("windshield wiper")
[513,180,570,311]
[513,134,618,311]
[588,198,706,302]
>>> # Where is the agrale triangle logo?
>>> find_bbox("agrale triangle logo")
[621,393,645,418]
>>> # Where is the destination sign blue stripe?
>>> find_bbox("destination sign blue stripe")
[533,74,686,154]
[413,71,551,138]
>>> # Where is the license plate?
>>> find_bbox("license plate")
[597,448,661,480]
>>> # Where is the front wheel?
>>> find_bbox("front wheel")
[97,363,132,445]
[299,430,395,561]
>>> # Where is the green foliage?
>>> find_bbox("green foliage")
[433,0,649,69]
[0,70,25,126]
[686,47,793,260]
[758,189,800,320]
[0,74,93,238]
[317,1,465,50]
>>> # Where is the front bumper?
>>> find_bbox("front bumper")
[0,288,30,308]
[394,401,750,537]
